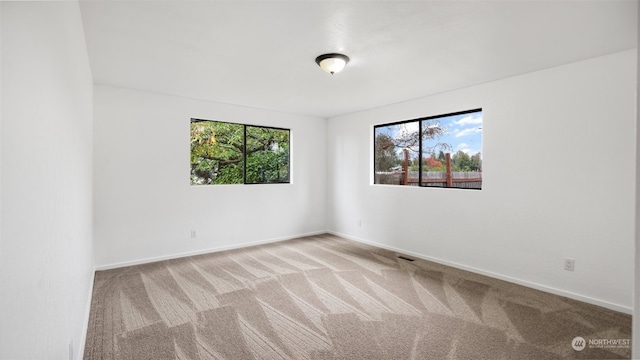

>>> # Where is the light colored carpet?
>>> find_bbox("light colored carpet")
[84,234,632,359]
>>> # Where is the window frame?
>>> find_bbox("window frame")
[190,118,290,186]
[373,108,482,190]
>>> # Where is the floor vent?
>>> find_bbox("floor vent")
[397,256,415,262]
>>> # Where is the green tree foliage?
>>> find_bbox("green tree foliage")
[191,121,244,185]
[190,120,290,185]
[245,126,290,183]
[409,158,421,171]
[452,150,472,171]
[452,150,482,172]
[470,152,482,171]
[374,133,399,172]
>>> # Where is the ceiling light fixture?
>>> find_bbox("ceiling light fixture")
[315,53,350,75]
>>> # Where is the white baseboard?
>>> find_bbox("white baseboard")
[94,230,328,271]
[77,267,95,360]
[329,231,633,315]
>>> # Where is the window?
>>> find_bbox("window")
[244,125,290,184]
[374,109,482,189]
[190,119,290,185]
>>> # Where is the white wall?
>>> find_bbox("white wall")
[633,3,639,356]
[328,50,636,313]
[0,2,94,359]
[0,1,3,305]
[93,85,327,268]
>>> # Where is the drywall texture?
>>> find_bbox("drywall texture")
[328,50,636,313]
[634,6,639,356]
[93,85,327,268]
[0,2,94,359]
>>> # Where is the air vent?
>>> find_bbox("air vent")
[397,256,415,262]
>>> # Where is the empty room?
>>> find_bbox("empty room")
[1,1,639,359]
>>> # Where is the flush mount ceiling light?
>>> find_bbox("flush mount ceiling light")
[315,53,350,75]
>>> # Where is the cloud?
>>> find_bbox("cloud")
[391,122,418,138]
[456,143,471,154]
[453,142,482,156]
[455,127,482,138]
[401,122,419,134]
[459,147,481,156]
[452,115,482,127]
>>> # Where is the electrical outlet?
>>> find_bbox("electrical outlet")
[564,258,575,271]
[357,219,362,228]
[190,230,197,239]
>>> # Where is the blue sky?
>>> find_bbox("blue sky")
[433,111,483,158]
[375,110,483,160]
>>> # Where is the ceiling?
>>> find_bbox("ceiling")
[79,1,637,118]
